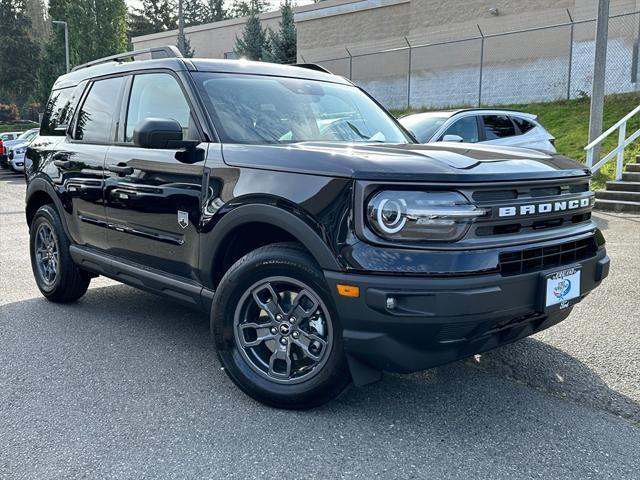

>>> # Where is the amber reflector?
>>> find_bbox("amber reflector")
[336,284,360,297]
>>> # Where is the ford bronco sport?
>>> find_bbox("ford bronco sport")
[25,46,609,409]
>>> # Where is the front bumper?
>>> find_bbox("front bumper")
[325,246,609,374]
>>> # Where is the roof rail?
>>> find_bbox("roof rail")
[294,63,332,74]
[71,46,183,72]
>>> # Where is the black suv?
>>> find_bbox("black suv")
[25,46,609,409]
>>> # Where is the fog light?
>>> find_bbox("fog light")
[386,297,397,309]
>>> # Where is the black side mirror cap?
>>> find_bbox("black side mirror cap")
[134,118,187,149]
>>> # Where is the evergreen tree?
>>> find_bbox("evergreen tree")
[39,0,128,103]
[177,32,196,57]
[205,0,226,22]
[0,0,41,109]
[24,0,48,44]
[269,0,296,64]
[234,13,270,61]
[231,0,268,18]
[183,0,207,26]
[139,0,177,32]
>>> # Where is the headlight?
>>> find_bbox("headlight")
[367,190,488,242]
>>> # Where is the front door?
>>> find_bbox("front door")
[103,72,206,280]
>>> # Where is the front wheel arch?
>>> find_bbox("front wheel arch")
[203,204,344,289]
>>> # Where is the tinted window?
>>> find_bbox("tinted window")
[400,115,448,143]
[482,115,516,139]
[512,117,535,134]
[125,73,193,142]
[442,116,479,143]
[75,77,124,143]
[41,86,81,136]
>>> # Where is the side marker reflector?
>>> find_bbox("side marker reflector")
[336,284,360,298]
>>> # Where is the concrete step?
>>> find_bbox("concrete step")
[594,198,640,213]
[606,180,640,192]
[595,189,640,203]
[626,163,640,172]
[622,171,640,182]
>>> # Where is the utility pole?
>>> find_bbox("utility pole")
[588,0,610,162]
[52,20,69,73]
[178,0,185,55]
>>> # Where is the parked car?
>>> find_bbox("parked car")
[7,140,31,172]
[25,46,608,409]
[399,109,556,152]
[1,131,23,141]
[0,128,38,168]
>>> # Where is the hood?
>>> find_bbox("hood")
[221,142,590,182]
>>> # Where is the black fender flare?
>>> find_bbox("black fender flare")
[25,178,71,237]
[203,203,343,283]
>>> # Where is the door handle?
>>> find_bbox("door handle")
[53,159,75,169]
[107,164,133,176]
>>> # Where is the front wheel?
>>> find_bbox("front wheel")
[212,244,350,409]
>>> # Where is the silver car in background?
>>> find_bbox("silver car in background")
[399,109,556,152]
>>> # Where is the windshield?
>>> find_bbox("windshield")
[19,130,38,142]
[399,115,449,143]
[194,73,411,145]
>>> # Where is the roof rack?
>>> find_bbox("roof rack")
[294,63,332,74]
[71,46,183,72]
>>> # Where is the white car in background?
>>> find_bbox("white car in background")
[398,109,556,152]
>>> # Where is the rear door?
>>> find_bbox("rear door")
[53,76,126,250]
[103,71,207,280]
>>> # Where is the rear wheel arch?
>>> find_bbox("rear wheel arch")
[205,204,343,289]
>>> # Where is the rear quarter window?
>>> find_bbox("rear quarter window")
[512,117,536,134]
[482,115,516,139]
[40,86,83,136]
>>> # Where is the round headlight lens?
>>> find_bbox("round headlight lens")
[367,190,487,242]
[376,198,407,233]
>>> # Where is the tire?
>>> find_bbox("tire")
[29,204,91,303]
[212,243,351,409]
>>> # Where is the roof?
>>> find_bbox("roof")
[53,56,351,90]
[401,108,537,120]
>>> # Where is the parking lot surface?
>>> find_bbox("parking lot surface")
[1,169,639,479]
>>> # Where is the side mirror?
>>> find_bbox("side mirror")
[133,118,198,150]
[442,134,464,143]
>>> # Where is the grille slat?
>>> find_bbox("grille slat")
[499,237,597,276]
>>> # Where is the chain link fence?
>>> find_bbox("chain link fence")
[306,11,640,111]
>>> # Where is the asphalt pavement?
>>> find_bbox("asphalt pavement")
[1,168,639,479]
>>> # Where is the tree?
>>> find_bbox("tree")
[0,0,41,109]
[269,0,296,64]
[205,0,226,22]
[230,0,268,18]
[137,0,177,32]
[39,0,129,104]
[176,31,195,57]
[183,0,207,26]
[234,13,270,61]
[24,0,48,44]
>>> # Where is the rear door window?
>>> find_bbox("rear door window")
[442,116,479,143]
[74,77,125,143]
[482,115,516,139]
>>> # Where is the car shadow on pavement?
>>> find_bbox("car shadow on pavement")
[1,282,638,427]
[0,170,25,185]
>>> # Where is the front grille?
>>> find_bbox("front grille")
[469,179,593,239]
[499,237,598,276]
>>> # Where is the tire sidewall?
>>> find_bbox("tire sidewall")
[30,206,63,295]
[212,246,350,408]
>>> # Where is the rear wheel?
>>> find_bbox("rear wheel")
[212,243,350,409]
[29,205,90,303]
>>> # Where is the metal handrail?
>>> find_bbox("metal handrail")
[585,104,640,180]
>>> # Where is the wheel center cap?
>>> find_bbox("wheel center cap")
[279,323,291,335]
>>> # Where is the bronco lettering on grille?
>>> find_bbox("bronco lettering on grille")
[498,197,591,217]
